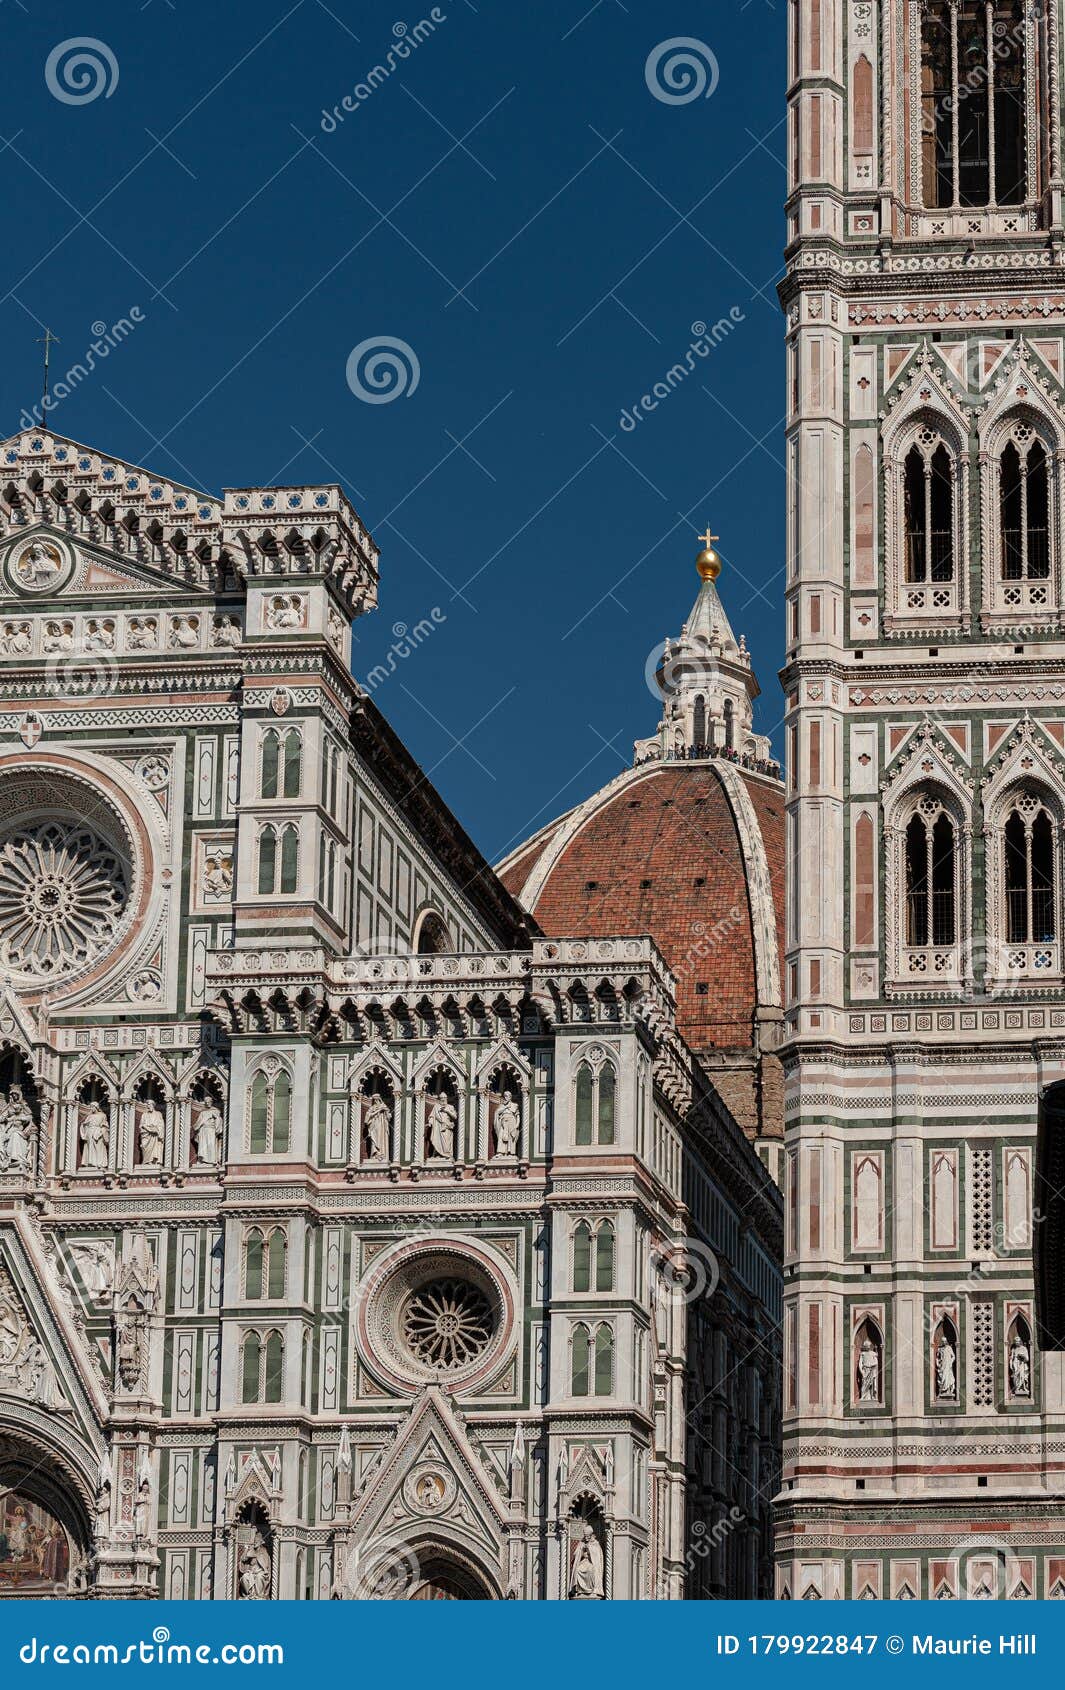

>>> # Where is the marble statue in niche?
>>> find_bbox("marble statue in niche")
[934,1330,956,1401]
[136,1098,165,1168]
[493,1089,521,1157]
[79,1097,110,1171]
[0,1085,35,1173]
[569,1522,605,1599]
[193,1097,223,1166]
[362,1091,391,1161]
[857,1333,880,1403]
[1010,1331,1031,1398]
[426,1090,458,1161]
[238,1529,271,1599]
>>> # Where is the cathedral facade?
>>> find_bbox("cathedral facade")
[779,0,1065,1598]
[0,429,781,1601]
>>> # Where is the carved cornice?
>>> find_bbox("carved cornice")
[0,431,380,620]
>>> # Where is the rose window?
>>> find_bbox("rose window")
[0,820,130,978]
[401,1278,494,1372]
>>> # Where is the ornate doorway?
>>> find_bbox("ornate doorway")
[407,1557,491,1600]
[0,1435,91,1598]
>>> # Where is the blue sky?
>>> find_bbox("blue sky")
[3,0,786,863]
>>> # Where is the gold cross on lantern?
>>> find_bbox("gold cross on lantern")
[698,526,719,550]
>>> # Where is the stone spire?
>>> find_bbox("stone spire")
[634,529,778,771]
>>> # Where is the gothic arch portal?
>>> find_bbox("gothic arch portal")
[0,1427,94,1597]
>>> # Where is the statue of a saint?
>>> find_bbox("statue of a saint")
[426,1093,457,1161]
[493,1090,521,1157]
[569,1523,605,1599]
[21,1339,59,1409]
[363,1093,391,1161]
[194,1102,223,1165]
[17,542,61,588]
[79,1100,110,1171]
[239,1535,271,1599]
[137,1101,165,1167]
[1010,1333,1031,1398]
[0,1086,34,1173]
[857,1335,880,1403]
[212,616,243,649]
[935,1337,956,1400]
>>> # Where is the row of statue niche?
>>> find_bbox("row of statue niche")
[77,1091,224,1170]
[895,1323,1031,1405]
[359,1083,522,1162]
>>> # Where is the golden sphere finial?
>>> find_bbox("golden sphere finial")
[695,524,721,581]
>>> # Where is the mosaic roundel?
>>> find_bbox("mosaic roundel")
[4,539,71,597]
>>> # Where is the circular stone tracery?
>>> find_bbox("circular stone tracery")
[401,1278,494,1372]
[356,1242,515,1393]
[0,820,129,979]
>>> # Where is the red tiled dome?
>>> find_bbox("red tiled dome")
[499,758,784,1057]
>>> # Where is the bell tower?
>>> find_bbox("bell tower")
[779,0,1065,1599]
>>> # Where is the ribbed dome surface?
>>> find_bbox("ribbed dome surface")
[499,758,784,1054]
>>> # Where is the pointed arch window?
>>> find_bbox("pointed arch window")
[267,1230,287,1298]
[1001,431,1050,581]
[257,827,276,895]
[241,1331,262,1404]
[905,799,957,947]
[261,729,302,799]
[280,826,299,894]
[571,1324,591,1396]
[264,1331,284,1403]
[693,695,707,749]
[920,0,1028,210]
[574,1060,617,1147]
[245,1229,265,1299]
[593,1323,614,1395]
[904,436,954,583]
[572,1219,615,1292]
[1004,792,1056,943]
[249,1067,292,1155]
[572,1221,592,1292]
